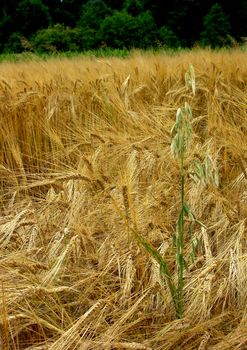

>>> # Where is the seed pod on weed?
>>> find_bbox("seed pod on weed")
[185,64,196,96]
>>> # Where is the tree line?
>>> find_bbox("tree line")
[0,0,246,53]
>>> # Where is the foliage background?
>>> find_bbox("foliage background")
[0,0,246,53]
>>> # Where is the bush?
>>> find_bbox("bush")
[76,0,113,49]
[3,32,24,53]
[15,0,51,37]
[158,26,180,48]
[200,3,232,48]
[31,24,82,53]
[77,0,112,30]
[135,11,158,48]
[98,10,157,49]
[123,0,144,16]
[79,27,99,50]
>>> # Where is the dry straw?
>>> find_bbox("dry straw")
[0,49,247,349]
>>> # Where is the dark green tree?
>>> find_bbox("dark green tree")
[141,0,165,26]
[200,3,232,48]
[78,0,112,29]
[43,0,86,27]
[31,24,82,52]
[233,0,247,40]
[97,10,157,49]
[158,26,180,48]
[135,11,158,48]
[77,0,112,49]
[124,0,144,16]
[97,11,137,48]
[104,0,124,10]
[0,0,51,52]
[15,0,51,37]
[3,32,24,53]
[0,12,12,51]
[219,0,247,40]
[0,0,245,53]
[0,0,20,51]
[166,0,209,47]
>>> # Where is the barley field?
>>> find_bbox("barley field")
[0,49,247,350]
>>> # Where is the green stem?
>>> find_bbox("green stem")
[177,144,185,319]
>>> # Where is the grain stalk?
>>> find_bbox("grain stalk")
[171,105,192,318]
[137,65,204,319]
[170,65,218,318]
[116,66,202,319]
[170,65,196,318]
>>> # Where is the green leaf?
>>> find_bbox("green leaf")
[183,202,194,220]
[185,119,191,147]
[183,256,189,272]
[176,108,183,124]
[189,64,196,95]
[184,102,192,118]
[189,223,193,237]
[190,241,195,263]
[185,65,196,95]
[172,233,176,249]
[171,122,178,137]
[213,169,219,187]
[194,160,204,180]
[196,237,203,254]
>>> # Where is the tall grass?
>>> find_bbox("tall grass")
[0,48,131,63]
[120,65,200,319]
[0,49,247,349]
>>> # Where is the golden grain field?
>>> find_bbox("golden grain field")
[0,49,247,350]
